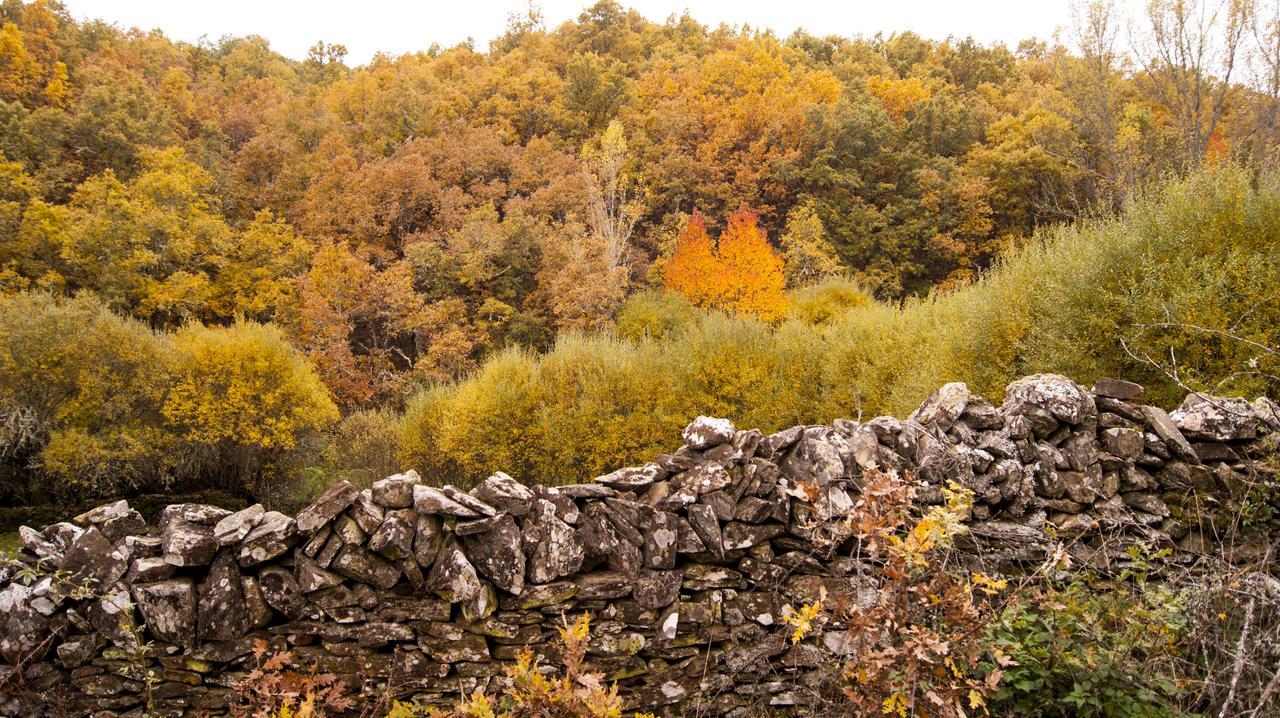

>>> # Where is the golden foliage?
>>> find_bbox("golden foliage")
[663,207,787,322]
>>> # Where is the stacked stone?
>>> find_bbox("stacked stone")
[0,374,1275,717]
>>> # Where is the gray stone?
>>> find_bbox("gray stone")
[595,462,665,490]
[576,571,634,599]
[634,568,683,610]
[525,500,584,583]
[909,382,971,431]
[86,588,140,652]
[257,567,308,619]
[351,490,385,534]
[73,500,146,542]
[443,485,498,516]
[295,554,343,593]
[414,514,443,567]
[1101,427,1144,460]
[132,579,197,648]
[236,511,297,567]
[1004,374,1095,426]
[459,514,525,594]
[372,471,421,508]
[126,556,175,583]
[161,519,218,568]
[242,575,273,627]
[1142,405,1200,463]
[778,430,845,486]
[643,511,679,570]
[213,504,264,546]
[1171,394,1259,441]
[472,471,536,515]
[197,551,250,642]
[722,522,784,550]
[0,583,48,663]
[682,416,736,449]
[686,504,724,559]
[332,545,400,589]
[159,503,232,529]
[63,527,129,589]
[368,513,415,560]
[413,484,481,518]
[295,481,359,534]
[678,463,732,495]
[1093,378,1144,400]
[426,538,482,604]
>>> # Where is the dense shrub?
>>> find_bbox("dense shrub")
[0,292,170,502]
[0,292,338,503]
[986,575,1188,718]
[613,290,698,342]
[163,321,338,496]
[399,167,1280,485]
[786,277,871,326]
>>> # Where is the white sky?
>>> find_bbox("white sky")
[61,1,1090,65]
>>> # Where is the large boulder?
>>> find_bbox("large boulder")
[524,500,584,584]
[295,481,359,534]
[213,504,265,546]
[472,472,536,516]
[1171,394,1259,442]
[372,471,421,509]
[909,382,971,432]
[73,500,145,542]
[197,551,250,641]
[425,538,482,604]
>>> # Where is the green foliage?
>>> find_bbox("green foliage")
[986,576,1188,718]
[0,291,170,501]
[320,408,402,489]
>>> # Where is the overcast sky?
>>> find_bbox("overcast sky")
[60,1,1094,65]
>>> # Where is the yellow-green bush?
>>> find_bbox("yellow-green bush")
[613,290,699,342]
[398,166,1280,485]
[0,292,171,500]
[786,278,872,327]
[0,293,340,502]
[163,322,339,496]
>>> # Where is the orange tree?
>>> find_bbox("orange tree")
[662,207,786,322]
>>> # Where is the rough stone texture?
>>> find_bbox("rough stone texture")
[372,471,421,509]
[2,374,1276,717]
[295,481,359,534]
[682,416,736,450]
[132,579,197,648]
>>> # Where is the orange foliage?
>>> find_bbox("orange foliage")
[663,207,787,322]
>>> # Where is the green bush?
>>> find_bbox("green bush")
[986,575,1188,718]
[0,292,339,503]
[398,166,1280,485]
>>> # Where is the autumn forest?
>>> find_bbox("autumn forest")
[2,0,1279,508]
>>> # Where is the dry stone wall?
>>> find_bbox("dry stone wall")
[1,374,1278,717]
